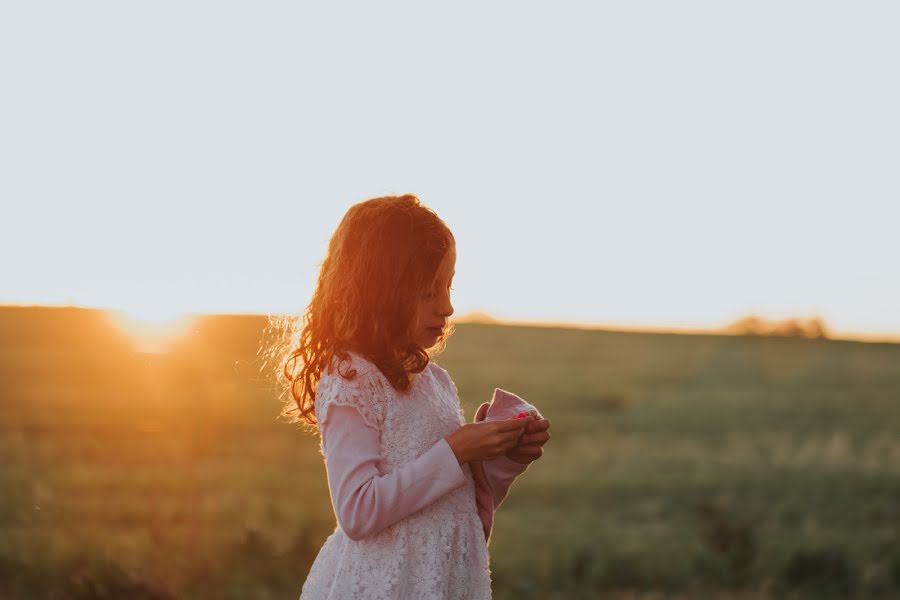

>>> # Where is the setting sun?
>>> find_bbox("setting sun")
[104,308,197,353]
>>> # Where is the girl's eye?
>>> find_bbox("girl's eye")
[423,286,453,299]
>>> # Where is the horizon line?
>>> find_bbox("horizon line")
[2,301,899,346]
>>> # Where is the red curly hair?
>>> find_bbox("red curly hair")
[263,193,457,428]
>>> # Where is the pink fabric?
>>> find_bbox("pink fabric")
[320,403,469,541]
[469,388,540,544]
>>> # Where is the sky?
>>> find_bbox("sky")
[1,2,898,341]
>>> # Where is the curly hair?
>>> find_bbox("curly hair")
[262,193,457,429]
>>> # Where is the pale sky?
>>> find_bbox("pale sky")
[2,2,898,340]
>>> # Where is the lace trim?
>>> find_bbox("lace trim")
[429,362,458,399]
[315,356,389,433]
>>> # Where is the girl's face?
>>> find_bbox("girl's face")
[413,246,456,349]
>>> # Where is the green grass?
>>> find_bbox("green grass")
[1,305,899,599]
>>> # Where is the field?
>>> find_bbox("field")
[1,305,899,599]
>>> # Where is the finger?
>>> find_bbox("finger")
[525,419,550,432]
[495,418,531,432]
[514,444,543,459]
[509,430,532,445]
[521,432,550,445]
[509,427,530,441]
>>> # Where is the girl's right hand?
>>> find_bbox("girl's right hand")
[445,417,533,465]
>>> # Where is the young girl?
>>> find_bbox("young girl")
[277,194,551,599]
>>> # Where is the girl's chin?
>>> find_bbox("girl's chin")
[418,330,441,347]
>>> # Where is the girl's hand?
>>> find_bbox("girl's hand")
[445,418,531,465]
[505,410,551,465]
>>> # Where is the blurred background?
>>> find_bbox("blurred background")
[1,2,898,599]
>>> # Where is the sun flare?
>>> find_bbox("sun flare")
[104,307,197,353]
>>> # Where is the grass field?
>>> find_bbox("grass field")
[1,305,898,599]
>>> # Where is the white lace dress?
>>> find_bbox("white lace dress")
[299,351,493,599]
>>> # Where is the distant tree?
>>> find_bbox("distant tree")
[456,310,500,324]
[724,314,829,339]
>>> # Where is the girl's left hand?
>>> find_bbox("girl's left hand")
[505,410,551,464]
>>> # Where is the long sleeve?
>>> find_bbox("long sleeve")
[320,403,469,541]
[481,453,530,509]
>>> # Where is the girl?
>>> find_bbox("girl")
[276,194,551,599]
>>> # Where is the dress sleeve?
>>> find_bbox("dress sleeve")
[316,371,469,542]
[481,453,530,509]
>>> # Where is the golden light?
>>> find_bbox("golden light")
[104,307,198,353]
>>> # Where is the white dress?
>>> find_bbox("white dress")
[299,351,494,600]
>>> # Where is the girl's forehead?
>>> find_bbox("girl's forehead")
[442,253,456,274]
[431,253,455,283]
[446,247,457,267]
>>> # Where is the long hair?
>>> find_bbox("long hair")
[262,194,457,429]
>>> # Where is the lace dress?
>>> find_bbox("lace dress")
[299,351,523,600]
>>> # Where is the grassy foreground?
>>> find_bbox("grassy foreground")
[1,306,898,599]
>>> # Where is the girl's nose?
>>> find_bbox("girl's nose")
[439,291,453,317]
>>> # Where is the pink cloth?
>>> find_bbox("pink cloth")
[469,388,540,544]
[319,388,536,544]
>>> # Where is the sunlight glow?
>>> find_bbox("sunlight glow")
[104,308,197,353]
